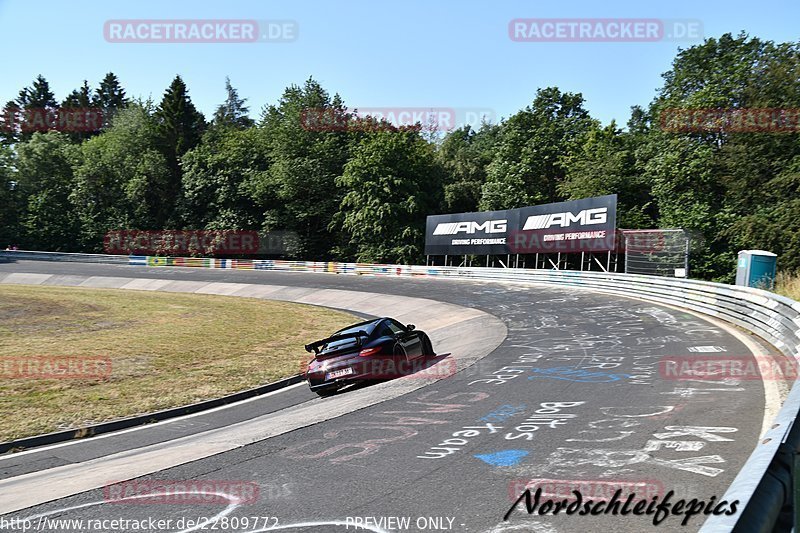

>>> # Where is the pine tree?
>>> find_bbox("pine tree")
[93,72,128,128]
[0,100,20,146]
[17,75,57,110]
[15,75,58,141]
[61,81,97,142]
[153,75,207,226]
[62,81,92,108]
[212,77,254,129]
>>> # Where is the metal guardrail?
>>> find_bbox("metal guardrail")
[4,251,800,530]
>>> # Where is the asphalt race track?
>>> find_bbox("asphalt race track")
[0,260,777,532]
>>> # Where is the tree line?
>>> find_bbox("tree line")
[1,32,798,282]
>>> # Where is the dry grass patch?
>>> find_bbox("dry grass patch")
[0,285,357,442]
[775,271,800,302]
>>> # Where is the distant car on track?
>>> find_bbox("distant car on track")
[304,317,435,397]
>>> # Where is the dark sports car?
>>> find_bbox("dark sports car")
[304,317,435,397]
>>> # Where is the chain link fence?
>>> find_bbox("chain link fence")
[623,229,689,277]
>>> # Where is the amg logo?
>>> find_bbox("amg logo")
[523,207,608,230]
[433,219,507,235]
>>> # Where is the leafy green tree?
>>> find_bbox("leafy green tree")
[334,128,444,263]
[181,127,269,229]
[437,123,499,213]
[254,78,354,259]
[212,77,254,130]
[642,33,800,280]
[71,102,171,249]
[724,161,800,271]
[560,121,655,228]
[0,145,21,247]
[14,132,80,250]
[480,87,596,210]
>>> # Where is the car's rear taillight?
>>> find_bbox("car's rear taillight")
[359,346,382,357]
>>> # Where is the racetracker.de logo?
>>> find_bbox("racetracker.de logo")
[1,107,103,133]
[104,230,261,256]
[300,107,495,133]
[104,19,298,43]
[0,356,112,379]
[103,480,260,505]
[508,18,703,42]
[303,357,457,380]
[659,355,799,381]
[659,108,800,133]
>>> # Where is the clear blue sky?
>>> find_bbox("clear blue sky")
[0,0,797,129]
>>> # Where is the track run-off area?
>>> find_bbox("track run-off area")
[0,260,782,532]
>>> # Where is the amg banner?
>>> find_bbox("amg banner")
[424,195,617,256]
[425,209,514,255]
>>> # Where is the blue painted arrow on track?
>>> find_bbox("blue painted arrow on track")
[474,450,529,467]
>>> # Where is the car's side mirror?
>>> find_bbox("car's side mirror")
[406,324,415,331]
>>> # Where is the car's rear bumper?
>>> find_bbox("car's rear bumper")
[307,354,437,390]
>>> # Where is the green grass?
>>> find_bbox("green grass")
[0,285,357,442]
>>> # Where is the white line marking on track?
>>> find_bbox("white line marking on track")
[0,383,306,461]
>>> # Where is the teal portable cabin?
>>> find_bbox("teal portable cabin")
[735,250,777,289]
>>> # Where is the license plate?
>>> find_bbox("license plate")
[326,367,354,380]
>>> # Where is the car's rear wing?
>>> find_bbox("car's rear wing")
[304,330,369,354]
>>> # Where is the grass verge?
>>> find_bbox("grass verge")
[775,271,800,301]
[0,285,357,442]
